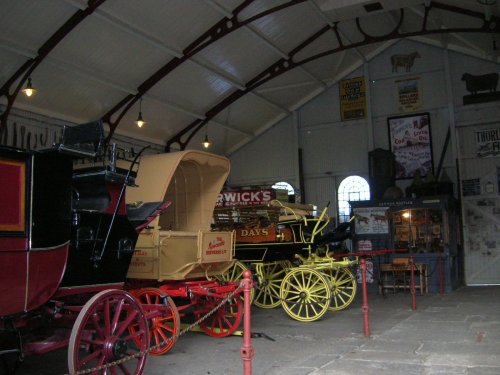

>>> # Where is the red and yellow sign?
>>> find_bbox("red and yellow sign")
[236,226,276,243]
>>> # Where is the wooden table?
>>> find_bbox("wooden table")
[380,262,428,295]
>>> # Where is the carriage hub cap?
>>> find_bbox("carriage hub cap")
[112,339,128,358]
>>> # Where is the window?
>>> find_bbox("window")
[338,176,370,223]
[272,181,294,195]
[272,181,295,203]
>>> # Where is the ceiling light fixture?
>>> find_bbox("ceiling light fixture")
[136,98,146,128]
[22,77,36,97]
[478,0,496,21]
[477,0,496,5]
[202,133,211,149]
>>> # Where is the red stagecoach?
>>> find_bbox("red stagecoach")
[0,122,162,374]
[0,122,243,373]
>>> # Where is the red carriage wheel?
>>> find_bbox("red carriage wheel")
[68,289,149,375]
[129,288,180,355]
[195,295,243,338]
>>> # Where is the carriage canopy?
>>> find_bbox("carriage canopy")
[126,150,230,232]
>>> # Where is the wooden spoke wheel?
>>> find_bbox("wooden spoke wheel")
[254,262,289,309]
[323,268,357,311]
[129,288,180,356]
[194,295,243,338]
[215,261,254,304]
[279,268,331,322]
[68,289,148,375]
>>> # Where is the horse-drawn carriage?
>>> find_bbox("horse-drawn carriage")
[213,199,358,322]
[0,121,155,374]
[0,122,241,374]
[125,150,242,353]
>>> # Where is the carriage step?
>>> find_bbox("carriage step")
[0,349,20,355]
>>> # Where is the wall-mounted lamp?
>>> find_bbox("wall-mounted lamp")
[22,77,36,97]
[136,98,146,128]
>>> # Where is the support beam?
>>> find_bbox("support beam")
[0,0,107,130]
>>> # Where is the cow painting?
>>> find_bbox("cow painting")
[391,52,421,72]
[461,73,499,95]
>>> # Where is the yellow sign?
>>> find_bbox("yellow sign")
[339,76,367,121]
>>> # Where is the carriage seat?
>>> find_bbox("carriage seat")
[127,201,171,232]
[56,120,104,158]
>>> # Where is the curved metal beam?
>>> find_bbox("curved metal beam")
[0,0,106,131]
[103,0,308,144]
[166,1,500,151]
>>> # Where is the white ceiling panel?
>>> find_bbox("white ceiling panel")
[260,83,324,109]
[99,0,223,52]
[0,0,74,50]
[50,17,172,87]
[225,95,285,134]
[0,0,498,155]
[148,61,235,114]
[257,67,320,91]
[246,2,324,54]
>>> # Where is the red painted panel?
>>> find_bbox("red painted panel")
[25,245,69,312]
[0,251,27,316]
[0,237,28,252]
[0,159,26,232]
[103,181,126,215]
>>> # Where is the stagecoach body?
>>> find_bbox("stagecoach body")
[0,148,73,317]
[213,201,327,262]
[0,147,138,318]
[0,123,151,374]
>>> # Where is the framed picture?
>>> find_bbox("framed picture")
[388,112,434,179]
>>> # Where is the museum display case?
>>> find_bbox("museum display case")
[349,197,461,293]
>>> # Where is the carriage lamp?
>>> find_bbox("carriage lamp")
[136,98,146,128]
[22,77,36,97]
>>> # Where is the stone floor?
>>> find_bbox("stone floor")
[11,285,500,375]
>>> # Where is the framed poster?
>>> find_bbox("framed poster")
[388,112,433,179]
[352,207,389,234]
[339,76,366,121]
[395,77,422,113]
[475,128,500,158]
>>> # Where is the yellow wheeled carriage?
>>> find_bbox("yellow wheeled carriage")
[213,200,358,322]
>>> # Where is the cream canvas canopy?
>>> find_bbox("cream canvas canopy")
[126,150,230,233]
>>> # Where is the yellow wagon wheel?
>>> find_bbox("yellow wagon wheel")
[215,261,254,304]
[280,267,331,322]
[323,267,357,311]
[254,261,290,309]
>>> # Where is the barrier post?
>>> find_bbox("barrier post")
[241,270,254,375]
[360,258,370,337]
[410,256,416,310]
[438,251,444,295]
